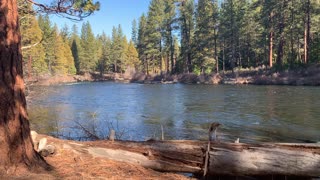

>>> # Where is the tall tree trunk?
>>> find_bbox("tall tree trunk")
[269,31,273,67]
[276,1,287,67]
[230,0,235,73]
[166,52,170,73]
[276,26,284,67]
[269,11,274,68]
[304,0,311,64]
[222,38,225,73]
[114,60,117,73]
[0,0,49,173]
[169,31,174,74]
[214,28,218,73]
[145,55,149,75]
[159,39,162,73]
[290,1,294,66]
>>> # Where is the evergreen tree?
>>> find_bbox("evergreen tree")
[193,0,216,74]
[178,0,195,73]
[110,25,125,72]
[38,14,56,74]
[145,0,165,74]
[60,23,70,41]
[163,0,176,74]
[20,6,47,78]
[126,40,140,70]
[51,25,68,75]
[137,14,148,74]
[97,32,112,75]
[80,21,97,72]
[70,24,83,74]
[131,19,138,46]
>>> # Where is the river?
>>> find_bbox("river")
[27,82,320,143]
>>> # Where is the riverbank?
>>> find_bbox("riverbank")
[2,133,191,180]
[26,64,320,86]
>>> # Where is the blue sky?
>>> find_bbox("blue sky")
[49,0,151,39]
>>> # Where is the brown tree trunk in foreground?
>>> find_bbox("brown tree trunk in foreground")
[0,0,49,174]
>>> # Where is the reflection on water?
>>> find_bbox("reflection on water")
[28,82,320,143]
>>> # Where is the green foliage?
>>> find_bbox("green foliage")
[178,0,194,73]
[70,25,82,74]
[137,14,148,73]
[136,0,320,74]
[20,9,48,77]
[126,40,140,70]
[131,19,138,46]
[38,14,56,74]
[97,32,112,75]
[21,0,320,80]
[144,0,165,74]
[193,0,217,73]
[80,21,97,72]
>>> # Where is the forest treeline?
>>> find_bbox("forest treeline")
[19,1,139,79]
[136,0,320,75]
[20,0,320,79]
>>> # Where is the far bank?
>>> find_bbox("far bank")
[25,64,320,87]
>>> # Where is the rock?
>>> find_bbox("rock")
[30,131,38,143]
[46,145,56,155]
[39,149,50,157]
[39,144,56,157]
[109,129,115,141]
[31,131,39,151]
[38,138,47,151]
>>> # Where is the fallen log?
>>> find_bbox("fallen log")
[33,134,320,177]
[83,140,320,177]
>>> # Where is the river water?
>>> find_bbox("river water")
[27,82,320,143]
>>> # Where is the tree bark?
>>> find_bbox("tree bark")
[0,0,49,173]
[269,11,274,68]
[304,0,311,64]
[66,140,320,177]
[214,28,218,73]
[276,1,288,67]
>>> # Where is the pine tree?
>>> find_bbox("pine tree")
[163,0,176,74]
[120,35,129,72]
[131,19,138,46]
[51,25,68,75]
[137,14,148,74]
[20,6,47,78]
[219,0,245,72]
[178,0,195,73]
[193,0,216,74]
[126,40,140,70]
[111,25,125,72]
[60,23,70,41]
[70,24,83,74]
[97,32,112,75]
[80,21,97,72]
[38,14,55,74]
[64,41,77,74]
[145,0,165,74]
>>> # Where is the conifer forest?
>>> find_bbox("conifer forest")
[20,0,320,78]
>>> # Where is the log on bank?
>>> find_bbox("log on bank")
[82,140,320,177]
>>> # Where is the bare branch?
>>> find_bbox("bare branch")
[22,38,43,50]
[25,0,100,21]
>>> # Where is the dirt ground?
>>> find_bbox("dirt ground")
[1,135,193,180]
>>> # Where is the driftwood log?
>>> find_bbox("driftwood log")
[31,132,320,177]
[82,140,320,177]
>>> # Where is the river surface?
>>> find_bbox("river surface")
[27,82,320,143]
